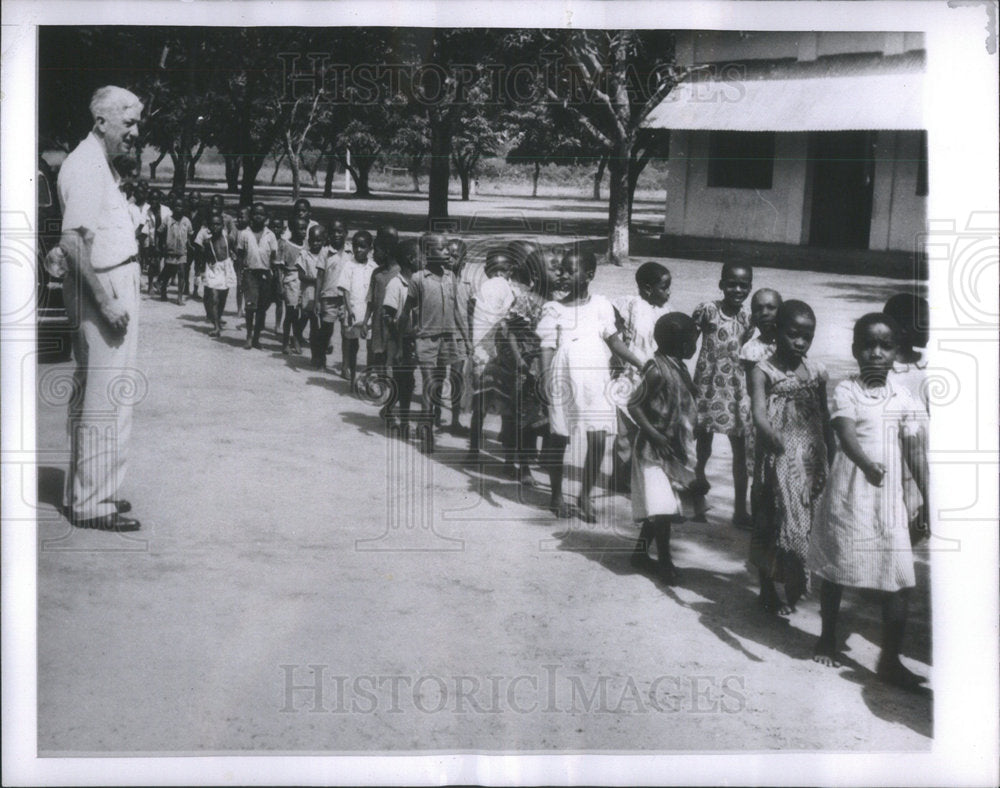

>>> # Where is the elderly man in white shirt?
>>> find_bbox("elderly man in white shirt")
[48,85,144,531]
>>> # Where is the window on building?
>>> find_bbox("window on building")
[916,130,928,197]
[707,131,775,189]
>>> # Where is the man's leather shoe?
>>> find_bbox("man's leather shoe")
[112,499,132,514]
[73,513,142,532]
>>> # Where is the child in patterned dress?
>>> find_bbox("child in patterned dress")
[747,300,833,614]
[808,314,929,690]
[628,313,702,585]
[691,263,754,527]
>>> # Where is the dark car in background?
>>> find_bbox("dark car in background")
[37,157,73,363]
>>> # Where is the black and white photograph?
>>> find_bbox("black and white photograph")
[2,0,998,785]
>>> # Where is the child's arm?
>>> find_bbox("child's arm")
[627,364,670,449]
[748,365,783,453]
[817,380,836,466]
[399,294,418,335]
[606,334,644,371]
[831,417,885,487]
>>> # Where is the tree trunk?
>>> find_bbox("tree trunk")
[240,153,266,207]
[427,113,452,223]
[186,141,205,180]
[149,149,167,180]
[270,151,286,184]
[410,155,421,192]
[352,161,373,197]
[289,154,301,201]
[169,149,187,193]
[458,168,471,201]
[223,153,241,193]
[532,160,540,197]
[606,139,631,265]
[593,153,608,200]
[323,152,336,198]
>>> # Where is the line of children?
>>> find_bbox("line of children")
[142,211,932,691]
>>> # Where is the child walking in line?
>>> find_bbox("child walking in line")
[361,226,400,401]
[269,214,288,336]
[156,195,193,305]
[202,213,238,338]
[382,238,421,437]
[748,300,833,615]
[884,293,931,542]
[611,262,674,492]
[468,248,517,457]
[809,313,929,690]
[536,247,643,521]
[628,313,703,585]
[313,218,350,371]
[691,262,754,528]
[495,247,561,486]
[740,288,783,522]
[400,233,464,451]
[235,202,279,349]
[337,230,377,387]
[444,235,472,435]
[233,206,250,317]
[296,224,325,364]
[279,216,308,354]
[144,188,168,295]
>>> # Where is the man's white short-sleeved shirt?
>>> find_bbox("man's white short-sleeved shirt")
[57,132,138,271]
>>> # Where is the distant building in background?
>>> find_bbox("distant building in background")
[644,31,926,269]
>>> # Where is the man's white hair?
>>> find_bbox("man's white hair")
[89,86,142,122]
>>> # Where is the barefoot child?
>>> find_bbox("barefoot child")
[269,214,289,336]
[382,238,421,436]
[740,288,783,521]
[468,248,516,457]
[748,300,833,614]
[884,293,931,541]
[361,226,400,399]
[296,224,325,365]
[809,313,929,689]
[156,195,193,305]
[279,216,308,354]
[337,230,377,386]
[313,218,350,371]
[692,263,754,527]
[235,202,279,349]
[536,247,643,521]
[611,262,674,491]
[202,213,238,337]
[628,313,702,585]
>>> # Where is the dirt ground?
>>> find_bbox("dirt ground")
[35,195,932,753]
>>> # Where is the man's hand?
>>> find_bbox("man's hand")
[99,298,130,334]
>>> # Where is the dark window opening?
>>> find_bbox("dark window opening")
[707,131,775,189]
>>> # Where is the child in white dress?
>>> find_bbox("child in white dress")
[809,313,929,690]
[536,248,642,521]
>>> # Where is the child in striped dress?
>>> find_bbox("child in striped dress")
[809,313,929,690]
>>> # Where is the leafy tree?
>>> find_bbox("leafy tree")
[505,105,588,197]
[390,113,431,192]
[451,110,511,200]
[508,29,690,264]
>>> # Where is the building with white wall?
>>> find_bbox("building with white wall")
[644,31,926,264]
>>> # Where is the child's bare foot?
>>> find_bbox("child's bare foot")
[549,495,571,519]
[876,656,927,690]
[812,637,843,668]
[657,560,679,586]
[577,496,597,524]
[732,512,753,531]
[518,467,537,488]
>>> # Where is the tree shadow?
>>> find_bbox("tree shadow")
[820,280,928,306]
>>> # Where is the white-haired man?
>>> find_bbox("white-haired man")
[50,85,144,531]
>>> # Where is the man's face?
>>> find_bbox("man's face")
[98,103,142,160]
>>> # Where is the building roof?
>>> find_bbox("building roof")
[643,52,925,132]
